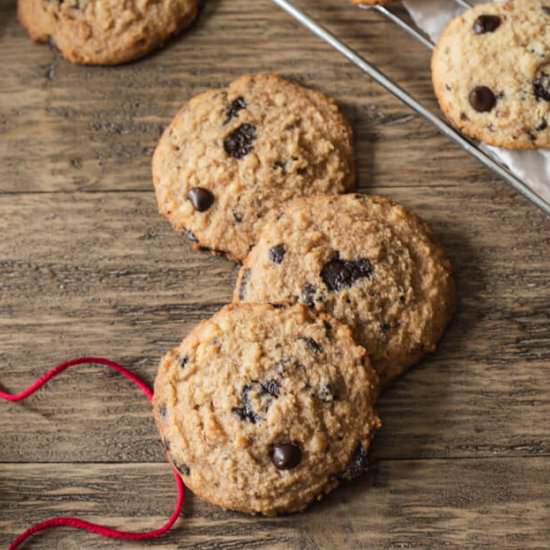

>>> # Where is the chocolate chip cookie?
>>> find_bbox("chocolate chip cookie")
[153,303,380,515]
[152,74,356,262]
[234,194,456,388]
[432,0,550,149]
[18,0,198,65]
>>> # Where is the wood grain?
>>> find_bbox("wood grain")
[1,0,550,547]
[2,459,550,549]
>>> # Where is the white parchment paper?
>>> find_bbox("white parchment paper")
[402,0,550,204]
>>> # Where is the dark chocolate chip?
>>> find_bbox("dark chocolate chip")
[269,303,286,309]
[381,323,391,333]
[223,96,247,125]
[338,444,369,481]
[300,337,323,354]
[269,244,286,264]
[176,462,190,476]
[238,268,251,301]
[183,229,198,243]
[271,443,302,470]
[534,71,550,102]
[187,187,214,212]
[179,355,189,368]
[469,86,497,112]
[536,119,548,132]
[323,320,332,337]
[473,15,501,34]
[261,379,280,398]
[223,123,257,159]
[301,283,317,308]
[321,256,373,292]
[233,211,243,223]
[232,384,260,423]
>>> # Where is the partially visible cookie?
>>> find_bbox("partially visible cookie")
[153,303,380,516]
[152,74,356,262]
[18,0,198,65]
[234,194,456,387]
[432,0,550,149]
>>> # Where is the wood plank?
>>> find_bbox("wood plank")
[1,0,505,195]
[1,188,549,462]
[1,458,549,548]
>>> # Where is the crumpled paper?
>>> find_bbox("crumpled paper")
[402,0,550,205]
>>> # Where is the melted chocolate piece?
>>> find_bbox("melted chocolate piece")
[534,71,550,102]
[187,187,214,212]
[223,96,247,125]
[223,123,257,159]
[271,443,302,470]
[469,86,497,112]
[338,444,369,481]
[269,244,286,264]
[473,15,501,34]
[321,256,373,292]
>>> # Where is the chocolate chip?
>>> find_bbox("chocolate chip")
[271,443,302,470]
[261,379,280,398]
[536,119,548,132]
[187,187,214,212]
[238,268,251,301]
[338,444,369,481]
[321,256,373,292]
[300,337,323,354]
[269,244,286,264]
[233,211,243,223]
[159,403,167,418]
[469,86,497,112]
[473,15,501,34]
[183,229,198,243]
[301,283,316,308]
[179,355,188,368]
[269,303,285,309]
[223,123,257,159]
[381,322,391,333]
[323,321,332,337]
[534,71,550,102]
[223,96,246,125]
[232,384,260,423]
[176,462,190,476]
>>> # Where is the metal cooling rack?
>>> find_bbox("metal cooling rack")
[272,0,550,217]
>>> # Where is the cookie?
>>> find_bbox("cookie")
[432,0,550,149]
[17,0,198,65]
[234,194,456,387]
[153,303,380,515]
[152,74,356,262]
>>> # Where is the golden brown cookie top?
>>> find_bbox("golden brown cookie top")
[153,304,380,515]
[18,0,198,65]
[152,74,356,262]
[234,194,456,387]
[432,0,550,149]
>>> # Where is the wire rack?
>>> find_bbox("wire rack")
[272,0,550,217]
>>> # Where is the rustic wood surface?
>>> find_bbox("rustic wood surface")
[1,0,549,548]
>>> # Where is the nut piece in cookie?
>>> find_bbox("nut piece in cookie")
[432,0,550,149]
[153,304,380,515]
[152,74,356,262]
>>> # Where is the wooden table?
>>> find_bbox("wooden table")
[1,0,550,547]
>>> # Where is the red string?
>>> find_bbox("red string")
[0,356,184,550]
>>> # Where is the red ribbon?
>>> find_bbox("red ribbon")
[0,356,184,549]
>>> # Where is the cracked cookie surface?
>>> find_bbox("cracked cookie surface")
[152,74,356,262]
[18,0,198,65]
[153,304,380,515]
[432,0,550,149]
[234,194,456,387]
